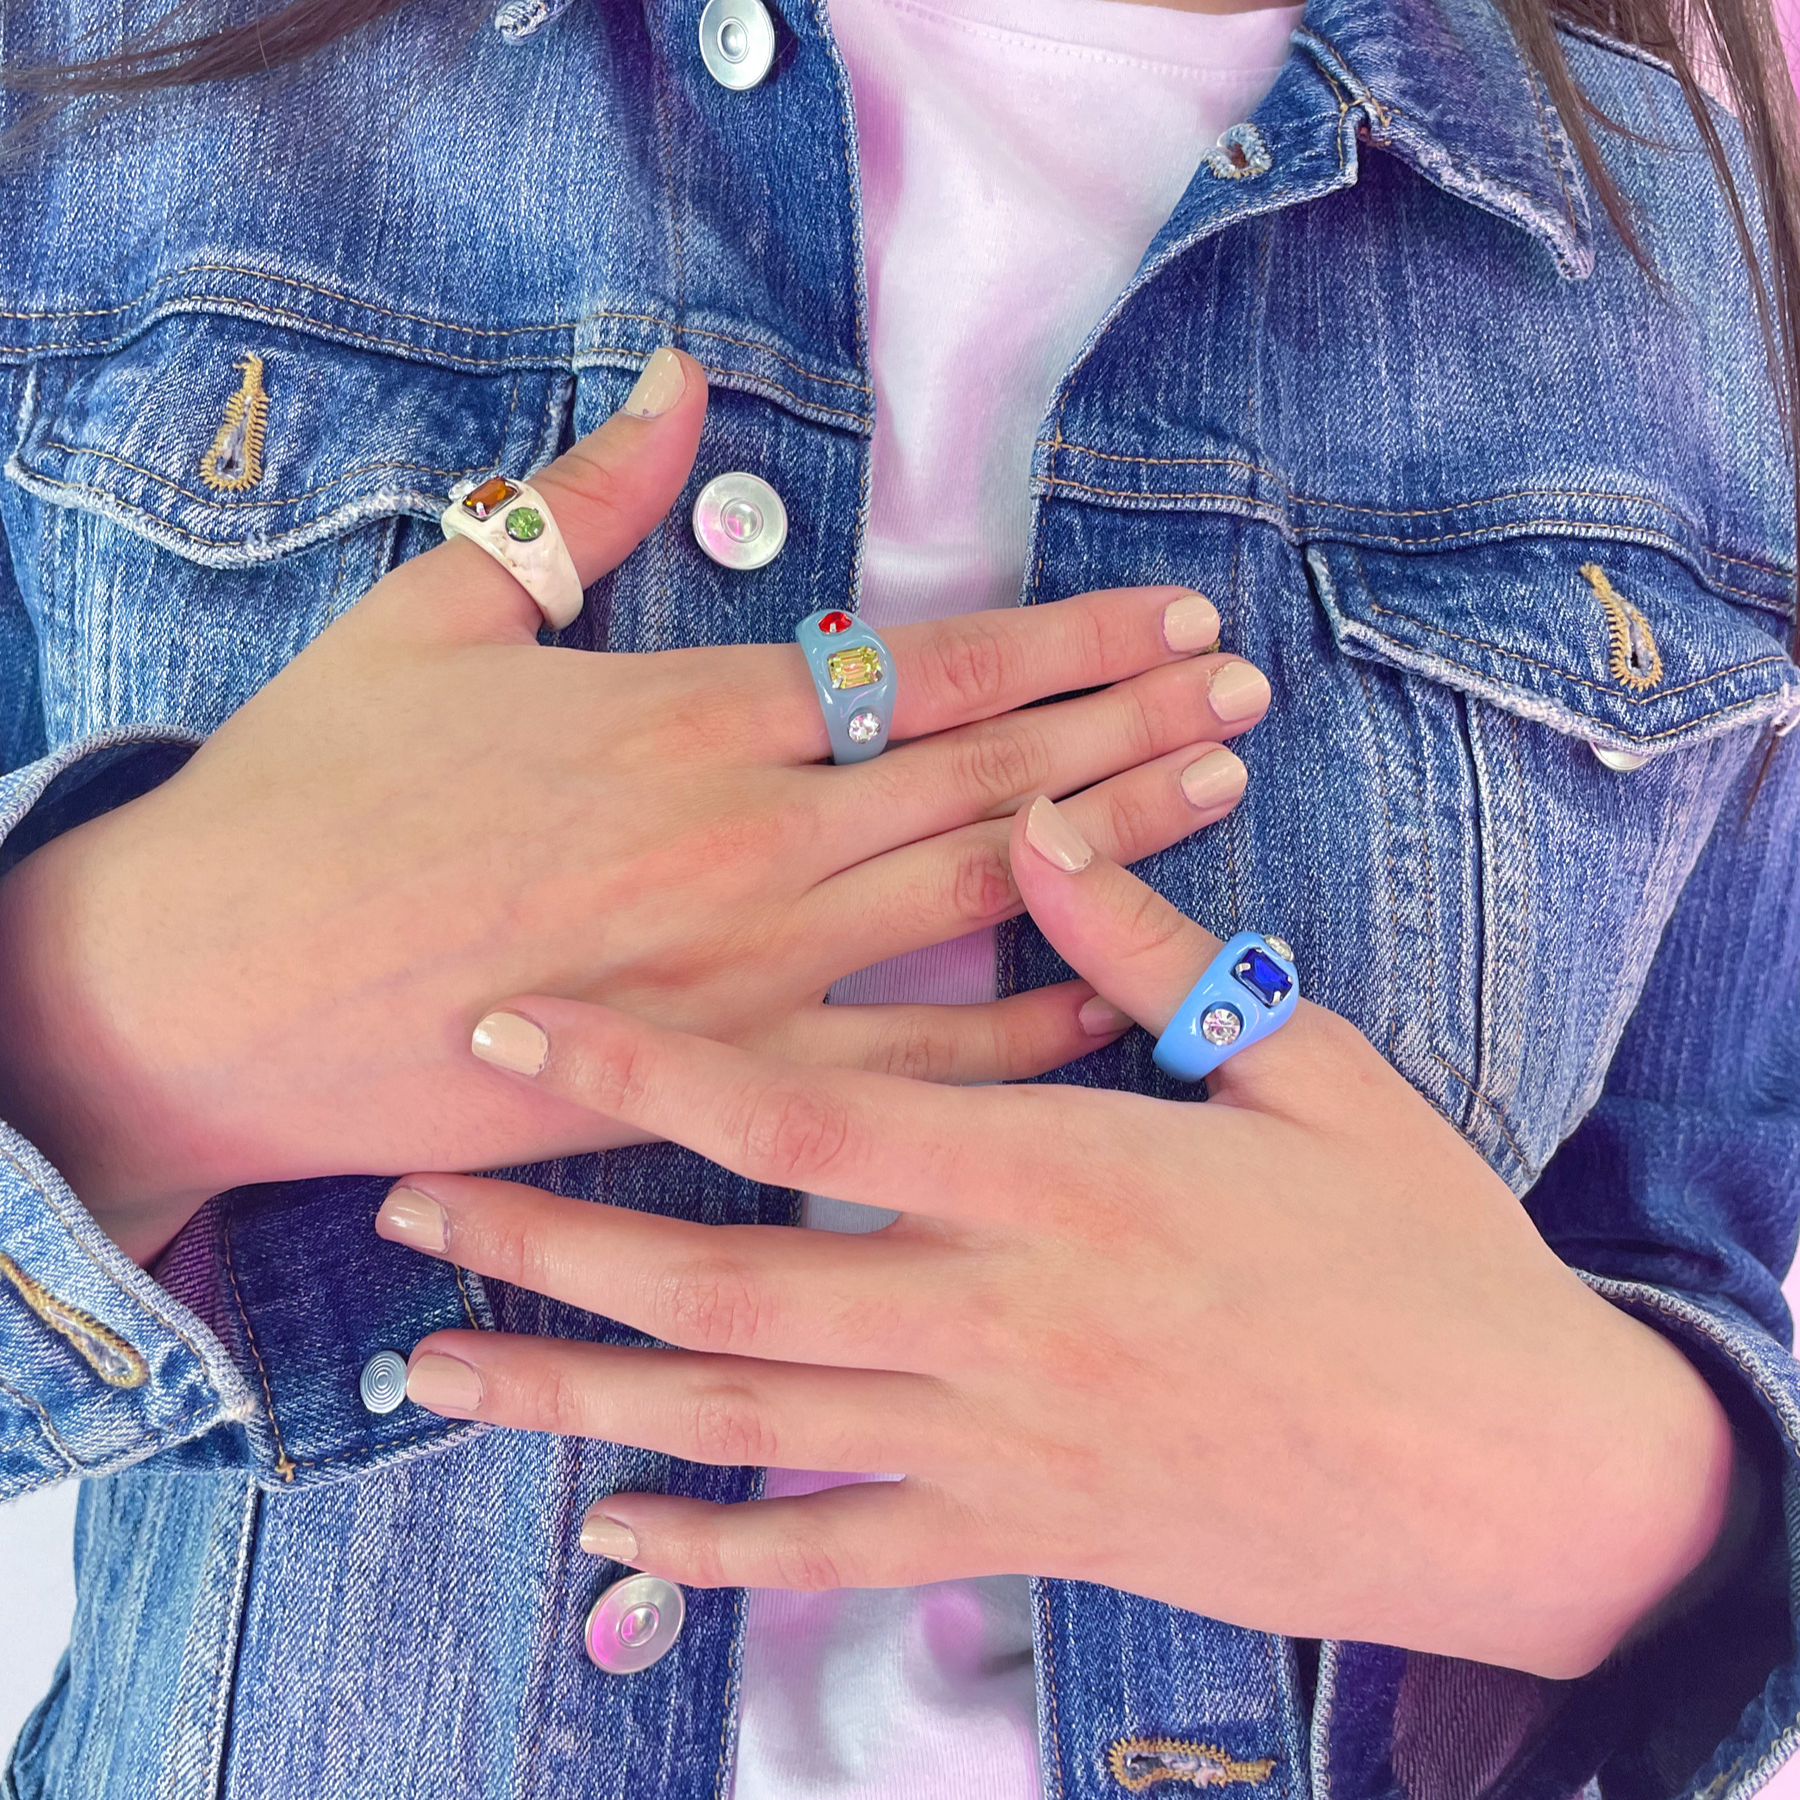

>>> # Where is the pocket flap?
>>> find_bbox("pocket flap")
[1307,536,1800,754]
[7,314,567,568]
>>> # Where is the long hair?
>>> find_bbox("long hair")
[5,0,1800,581]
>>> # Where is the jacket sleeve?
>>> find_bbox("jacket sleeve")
[0,538,258,1499]
[1503,729,1800,1800]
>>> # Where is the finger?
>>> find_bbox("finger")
[575,1479,986,1590]
[752,584,1227,763]
[801,742,1247,979]
[1008,794,1323,1104]
[821,651,1269,858]
[772,981,1131,1084]
[401,1332,950,1472]
[377,1174,960,1370]
[365,347,710,646]
[464,993,1132,1220]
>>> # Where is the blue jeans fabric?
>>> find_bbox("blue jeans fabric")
[0,0,1796,1792]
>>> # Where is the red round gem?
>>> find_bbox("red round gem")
[818,611,854,633]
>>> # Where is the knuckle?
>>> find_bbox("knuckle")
[951,727,1045,811]
[948,838,1020,927]
[658,1261,769,1355]
[771,1534,845,1591]
[1113,882,1194,965]
[926,620,1015,712]
[873,1016,953,1083]
[736,1079,856,1185]
[683,1385,779,1465]
[665,1529,730,1590]
[535,1361,598,1439]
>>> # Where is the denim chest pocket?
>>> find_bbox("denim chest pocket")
[3,312,570,744]
[1305,533,1800,1187]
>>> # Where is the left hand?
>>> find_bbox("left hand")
[381,798,1736,1679]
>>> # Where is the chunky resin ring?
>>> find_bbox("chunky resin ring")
[441,474,584,630]
[1152,931,1299,1083]
[796,608,896,763]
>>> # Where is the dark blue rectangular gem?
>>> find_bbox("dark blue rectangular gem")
[1232,947,1293,1007]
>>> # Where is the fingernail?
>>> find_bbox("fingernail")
[1024,796,1093,873]
[1179,746,1248,811]
[472,1010,549,1076]
[1078,996,1134,1037]
[1209,660,1272,723]
[623,346,686,419]
[376,1185,447,1254]
[1162,591,1220,653]
[406,1352,484,1415]
[579,1508,640,1562]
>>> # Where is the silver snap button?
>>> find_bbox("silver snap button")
[698,0,775,89]
[585,1573,686,1674]
[1589,741,1650,772]
[693,472,788,569]
[359,1350,409,1415]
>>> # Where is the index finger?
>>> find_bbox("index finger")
[755,585,1224,764]
[460,994,1151,1223]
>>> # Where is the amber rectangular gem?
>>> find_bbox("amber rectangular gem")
[462,476,518,519]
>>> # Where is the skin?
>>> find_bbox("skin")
[380,805,1738,1680]
[0,353,1265,1266]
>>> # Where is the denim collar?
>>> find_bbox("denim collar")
[1294,0,1597,277]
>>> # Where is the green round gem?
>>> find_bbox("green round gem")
[505,506,546,542]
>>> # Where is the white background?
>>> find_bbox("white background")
[5,1269,1800,1781]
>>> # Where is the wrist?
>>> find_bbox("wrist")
[0,807,213,1263]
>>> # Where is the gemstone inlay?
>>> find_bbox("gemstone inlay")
[846,708,882,745]
[461,476,518,519]
[818,611,854,634]
[1201,1005,1243,1046]
[1232,947,1293,1007]
[827,645,884,689]
[504,506,545,542]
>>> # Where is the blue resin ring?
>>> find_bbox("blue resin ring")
[797,609,896,763]
[1152,931,1299,1083]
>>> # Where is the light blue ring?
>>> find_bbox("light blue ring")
[1152,931,1300,1083]
[796,610,896,763]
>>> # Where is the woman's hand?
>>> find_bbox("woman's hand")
[0,352,1268,1262]
[382,795,1738,1680]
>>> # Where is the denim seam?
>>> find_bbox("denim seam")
[1429,1050,1531,1172]
[0,270,875,394]
[1036,1581,1068,1800]
[37,440,467,510]
[0,1139,221,1378]
[1361,598,1790,707]
[450,1261,482,1332]
[648,0,687,367]
[0,1367,78,1473]
[257,1422,483,1478]
[219,1201,297,1483]
[1351,658,1404,1064]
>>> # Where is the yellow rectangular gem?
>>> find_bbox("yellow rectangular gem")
[827,644,884,690]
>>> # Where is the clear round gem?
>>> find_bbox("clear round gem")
[846,709,882,745]
[717,16,748,59]
[1264,934,1293,962]
[721,498,762,542]
[1200,1005,1243,1047]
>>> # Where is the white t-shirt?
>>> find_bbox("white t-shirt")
[730,1,1300,1794]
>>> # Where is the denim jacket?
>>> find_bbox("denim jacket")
[1,0,1798,1792]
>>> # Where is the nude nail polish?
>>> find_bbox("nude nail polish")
[1024,795,1093,872]
[406,1352,484,1415]
[376,1186,447,1254]
[623,346,686,419]
[1162,591,1220,653]
[580,1510,640,1561]
[471,1010,549,1076]
[1078,996,1133,1037]
[1209,660,1272,723]
[1179,746,1248,811]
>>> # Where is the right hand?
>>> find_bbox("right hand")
[0,351,1269,1264]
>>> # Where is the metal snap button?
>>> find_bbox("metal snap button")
[698,0,776,89]
[1589,741,1650,772]
[359,1350,409,1415]
[585,1573,686,1674]
[693,471,788,569]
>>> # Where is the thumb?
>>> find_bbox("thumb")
[366,346,709,645]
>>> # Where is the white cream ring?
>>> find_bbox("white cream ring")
[440,474,584,630]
